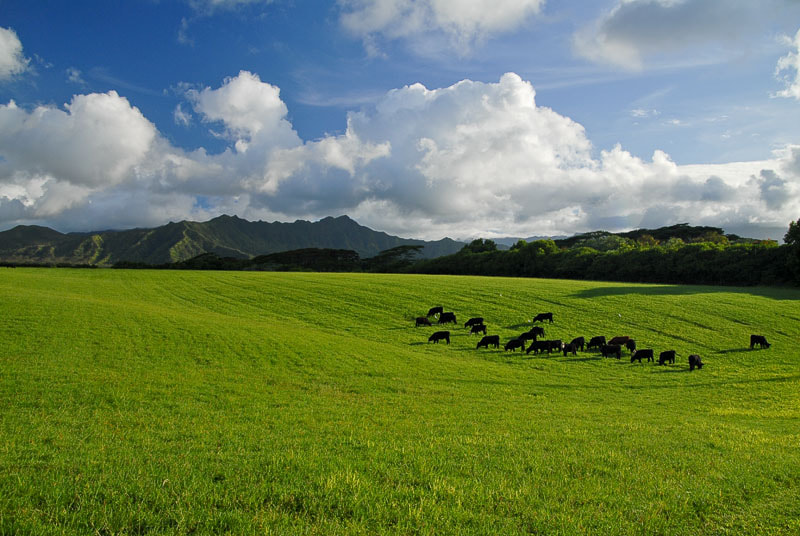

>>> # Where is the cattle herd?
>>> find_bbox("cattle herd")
[415,306,775,371]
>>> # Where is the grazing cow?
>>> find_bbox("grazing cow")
[570,337,585,351]
[587,336,606,350]
[427,306,443,318]
[608,336,630,346]
[415,316,431,327]
[533,312,554,323]
[563,343,578,356]
[476,335,500,349]
[505,338,525,352]
[518,328,540,343]
[526,340,550,355]
[438,312,457,325]
[470,324,487,335]
[601,344,622,359]
[530,326,545,339]
[625,339,637,353]
[428,331,450,344]
[631,349,653,363]
[658,350,676,365]
[547,340,564,353]
[688,354,703,371]
[749,334,771,349]
[464,317,484,328]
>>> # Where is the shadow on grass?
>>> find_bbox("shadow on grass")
[715,347,752,354]
[571,285,799,301]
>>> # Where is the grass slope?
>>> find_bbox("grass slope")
[1,269,799,535]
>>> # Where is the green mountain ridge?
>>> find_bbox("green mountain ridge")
[0,215,465,266]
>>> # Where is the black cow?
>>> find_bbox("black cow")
[533,312,554,323]
[608,336,630,346]
[518,329,538,343]
[601,344,622,359]
[426,306,443,318]
[526,340,550,355]
[477,335,500,349]
[563,343,577,356]
[658,350,676,365]
[464,317,484,328]
[505,338,525,352]
[631,349,653,363]
[688,354,703,371]
[625,339,637,353]
[428,331,450,344]
[750,334,771,349]
[569,337,585,351]
[438,312,457,325]
[415,316,431,327]
[529,326,545,339]
[587,336,606,350]
[470,324,487,335]
[547,340,564,353]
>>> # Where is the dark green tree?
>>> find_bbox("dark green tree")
[785,219,800,283]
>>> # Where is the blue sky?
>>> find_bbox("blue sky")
[1,0,799,240]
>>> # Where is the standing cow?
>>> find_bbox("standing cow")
[415,316,431,327]
[426,306,443,318]
[631,349,653,363]
[569,337,585,351]
[749,335,771,349]
[658,350,676,365]
[477,335,500,349]
[688,354,703,371]
[533,312,554,323]
[470,324,487,335]
[428,331,450,344]
[563,343,578,356]
[601,344,622,359]
[438,312,457,325]
[505,338,525,352]
[587,336,606,350]
[464,317,484,328]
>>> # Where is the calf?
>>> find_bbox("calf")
[688,354,703,371]
[526,340,550,355]
[631,349,653,363]
[464,317,484,328]
[569,337,585,351]
[625,339,637,353]
[438,312,457,325]
[533,312,554,323]
[415,316,431,327]
[476,335,500,349]
[505,338,525,352]
[749,334,771,349]
[587,336,606,350]
[470,324,487,335]
[608,336,630,346]
[658,350,676,365]
[428,331,450,344]
[601,344,622,359]
[563,343,578,356]
[427,306,443,318]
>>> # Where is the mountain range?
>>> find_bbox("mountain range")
[0,215,465,266]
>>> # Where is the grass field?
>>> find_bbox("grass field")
[1,268,799,535]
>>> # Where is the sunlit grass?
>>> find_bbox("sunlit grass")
[1,269,799,534]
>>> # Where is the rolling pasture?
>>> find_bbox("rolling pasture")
[1,268,799,534]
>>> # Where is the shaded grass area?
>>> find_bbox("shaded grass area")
[1,269,799,534]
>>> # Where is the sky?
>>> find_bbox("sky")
[1,0,800,241]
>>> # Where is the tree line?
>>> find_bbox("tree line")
[104,219,800,287]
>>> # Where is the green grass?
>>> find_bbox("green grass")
[1,269,799,535]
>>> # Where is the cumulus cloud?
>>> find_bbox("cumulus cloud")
[339,0,544,55]
[1,72,799,241]
[573,0,786,70]
[0,27,29,80]
[775,29,800,99]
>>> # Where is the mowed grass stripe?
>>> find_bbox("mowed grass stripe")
[1,268,799,535]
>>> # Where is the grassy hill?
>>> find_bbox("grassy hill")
[1,269,799,534]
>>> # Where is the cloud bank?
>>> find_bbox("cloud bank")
[0,27,29,80]
[338,0,544,55]
[775,29,800,100]
[1,71,798,240]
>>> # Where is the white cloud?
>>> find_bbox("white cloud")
[338,0,544,55]
[775,29,800,100]
[0,27,29,80]
[1,72,798,241]
[573,0,788,70]
[66,67,85,85]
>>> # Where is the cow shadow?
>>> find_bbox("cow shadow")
[561,356,600,363]
[715,347,751,354]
